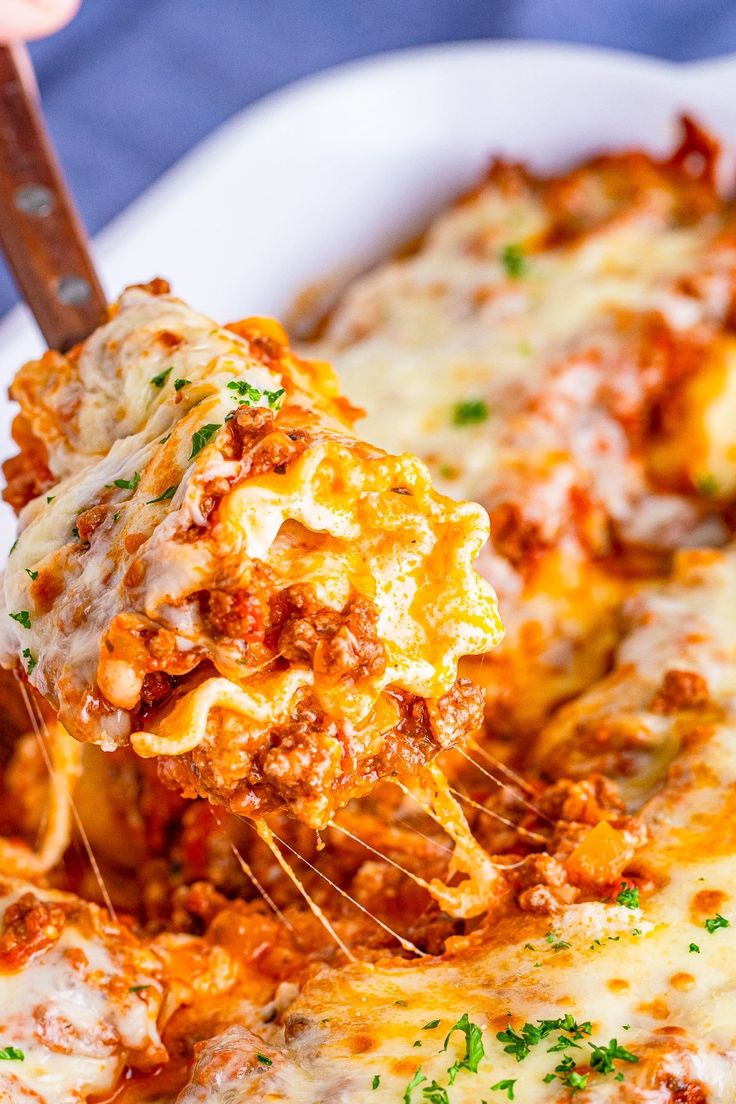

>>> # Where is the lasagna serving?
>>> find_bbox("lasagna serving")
[1,284,501,832]
[1,117,736,1104]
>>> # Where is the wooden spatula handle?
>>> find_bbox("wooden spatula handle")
[0,44,106,351]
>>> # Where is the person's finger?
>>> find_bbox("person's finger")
[0,0,80,42]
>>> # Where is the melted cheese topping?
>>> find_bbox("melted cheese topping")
[177,545,736,1103]
[311,138,736,728]
[0,881,164,1103]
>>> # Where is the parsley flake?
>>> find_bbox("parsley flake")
[695,472,719,497]
[9,611,31,629]
[21,648,36,675]
[25,568,38,581]
[588,1038,639,1075]
[129,984,151,993]
[256,1053,273,1066]
[568,1070,589,1092]
[189,423,221,459]
[8,539,18,555]
[147,484,178,505]
[106,472,140,491]
[0,1047,24,1061]
[705,913,730,933]
[453,399,489,426]
[497,1015,591,1062]
[46,495,55,503]
[490,1079,516,1100]
[264,386,286,408]
[151,366,173,388]
[616,882,640,909]
[422,1082,449,1104]
[372,1074,380,1090]
[403,1067,426,1103]
[174,378,190,391]
[501,243,526,278]
[227,379,263,403]
[689,942,701,953]
[443,1012,484,1082]
[423,1019,441,1030]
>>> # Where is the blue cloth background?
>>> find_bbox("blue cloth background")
[2,0,735,317]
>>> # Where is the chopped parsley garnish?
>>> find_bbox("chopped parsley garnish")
[403,1067,426,1103]
[705,913,730,933]
[256,1053,273,1066]
[422,1082,449,1104]
[501,242,526,279]
[443,1012,484,1082]
[106,472,140,491]
[46,495,55,503]
[689,942,701,953]
[189,423,221,459]
[372,1075,380,1090]
[544,1056,589,1092]
[25,568,38,581]
[547,1034,582,1053]
[544,931,573,950]
[174,378,190,391]
[413,1040,422,1047]
[9,611,31,629]
[490,1079,516,1099]
[567,1070,589,1092]
[227,379,263,403]
[129,984,151,993]
[616,882,640,909]
[497,1015,592,1062]
[71,526,80,540]
[8,539,18,555]
[0,1047,24,1061]
[453,399,489,426]
[159,433,172,444]
[22,648,36,675]
[423,1019,441,1030]
[150,366,173,388]
[695,472,719,497]
[147,484,178,504]
[264,386,286,407]
[588,1038,639,1074]
[496,1024,538,1062]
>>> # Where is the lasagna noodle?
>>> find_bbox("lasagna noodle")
[0,717,81,879]
[1,285,503,829]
